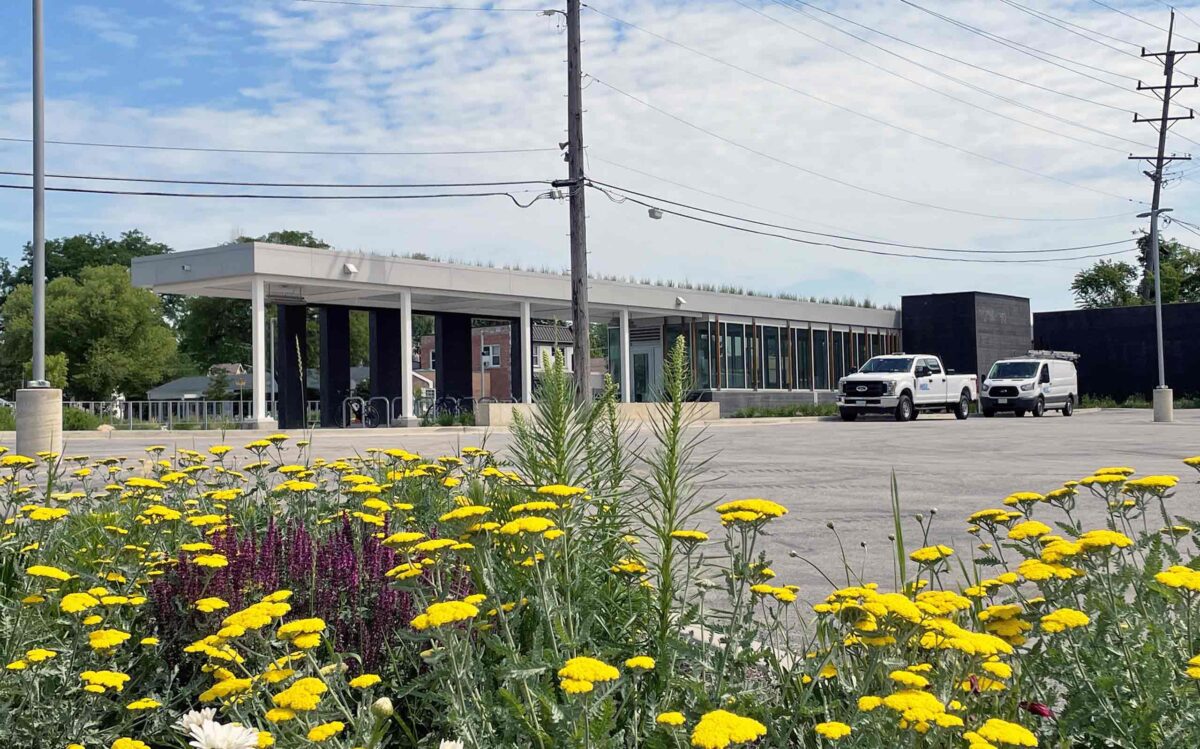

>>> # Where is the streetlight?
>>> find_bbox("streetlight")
[1137,207,1173,423]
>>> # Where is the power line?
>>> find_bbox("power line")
[0,169,551,189]
[0,135,558,156]
[588,76,1134,222]
[900,0,1155,89]
[754,0,1152,153]
[1090,0,1200,44]
[781,0,1141,117]
[584,4,1144,203]
[588,183,1137,265]
[588,178,1134,254]
[0,182,558,207]
[291,0,545,11]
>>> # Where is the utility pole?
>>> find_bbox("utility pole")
[565,0,590,402]
[32,0,46,387]
[1130,10,1197,423]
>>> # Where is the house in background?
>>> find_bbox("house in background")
[417,322,603,401]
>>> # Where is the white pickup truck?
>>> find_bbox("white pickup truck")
[837,354,979,422]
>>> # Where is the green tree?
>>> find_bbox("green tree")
[239,230,330,249]
[0,230,171,307]
[1135,232,1200,304]
[0,266,177,399]
[22,352,69,390]
[203,369,232,400]
[1070,260,1140,309]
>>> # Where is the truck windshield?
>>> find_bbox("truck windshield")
[988,361,1039,380]
[858,357,914,373]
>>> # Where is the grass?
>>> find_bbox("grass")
[1081,394,1200,409]
[729,403,839,418]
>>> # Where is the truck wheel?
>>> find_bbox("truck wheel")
[839,408,858,422]
[895,394,914,422]
[953,390,970,420]
[1032,397,1045,417]
[1063,396,1074,417]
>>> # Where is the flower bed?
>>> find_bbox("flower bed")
[2,349,1200,749]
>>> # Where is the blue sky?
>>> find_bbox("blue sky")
[1,0,1198,310]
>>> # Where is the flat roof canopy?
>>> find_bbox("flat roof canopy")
[132,242,901,328]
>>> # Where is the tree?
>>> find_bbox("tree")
[238,230,330,249]
[1071,260,1140,309]
[1134,232,1200,304]
[204,369,232,401]
[0,266,178,399]
[0,230,171,307]
[22,352,69,391]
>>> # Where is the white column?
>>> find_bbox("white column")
[400,289,415,425]
[250,277,271,427]
[619,308,632,403]
[520,301,533,403]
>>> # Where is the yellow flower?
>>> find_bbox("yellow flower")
[971,718,1038,747]
[26,564,72,581]
[690,709,767,749]
[25,648,56,662]
[6,660,27,670]
[349,673,382,689]
[257,731,275,747]
[1040,608,1090,633]
[1078,529,1133,551]
[536,484,587,497]
[1002,492,1044,507]
[126,698,161,710]
[439,505,492,522]
[889,669,930,689]
[909,545,954,564]
[510,500,560,513]
[61,592,101,613]
[624,655,655,670]
[1156,565,1200,591]
[140,637,160,646]
[27,506,69,521]
[657,711,687,726]
[815,722,852,740]
[558,656,620,683]
[195,597,230,613]
[1007,521,1051,541]
[498,516,557,535]
[81,669,130,692]
[88,629,131,651]
[671,529,709,543]
[410,601,479,630]
[858,696,882,711]
[382,531,426,547]
[715,498,787,518]
[276,618,326,639]
[112,739,151,749]
[192,554,229,568]
[560,677,594,694]
[307,722,345,742]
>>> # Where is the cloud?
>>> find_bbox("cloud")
[1,0,1194,311]
[69,6,139,49]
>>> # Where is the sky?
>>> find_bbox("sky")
[1,0,1198,311]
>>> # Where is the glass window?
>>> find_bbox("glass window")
[607,326,620,384]
[696,322,712,389]
[723,323,746,389]
[870,333,882,357]
[813,328,829,390]
[855,333,869,371]
[481,344,501,369]
[923,358,942,375]
[793,328,812,389]
[832,331,847,382]
[762,326,781,389]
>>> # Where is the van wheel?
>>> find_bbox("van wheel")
[895,394,914,422]
[1032,397,1045,417]
[953,390,970,420]
[1063,396,1074,417]
[839,408,858,422]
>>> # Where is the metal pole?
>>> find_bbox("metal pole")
[31,0,46,385]
[566,0,590,402]
[1148,30,1175,390]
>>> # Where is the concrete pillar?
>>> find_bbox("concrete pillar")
[15,388,62,457]
[519,301,533,403]
[275,304,308,429]
[318,306,351,427]
[249,278,275,429]
[369,308,403,419]
[399,291,416,426]
[434,312,473,400]
[619,308,632,403]
[1153,386,1174,423]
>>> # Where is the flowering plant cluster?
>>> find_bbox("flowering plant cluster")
[2,346,1199,749]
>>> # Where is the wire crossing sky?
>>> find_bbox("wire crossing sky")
[0,0,1197,310]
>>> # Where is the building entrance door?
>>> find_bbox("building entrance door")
[631,343,663,402]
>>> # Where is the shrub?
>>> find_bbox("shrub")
[0,406,12,431]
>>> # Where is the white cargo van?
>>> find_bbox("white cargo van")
[980,351,1079,418]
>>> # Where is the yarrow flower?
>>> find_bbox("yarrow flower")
[690,709,767,749]
[657,712,687,726]
[1040,608,1090,633]
[909,545,954,564]
[814,721,852,740]
[411,601,479,630]
[966,718,1038,747]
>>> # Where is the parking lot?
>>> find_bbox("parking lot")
[8,408,1198,600]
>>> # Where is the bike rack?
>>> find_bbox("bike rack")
[367,397,392,428]
[341,396,367,428]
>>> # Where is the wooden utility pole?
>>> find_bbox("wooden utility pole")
[566,0,590,402]
[1129,10,1197,422]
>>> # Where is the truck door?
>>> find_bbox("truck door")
[915,358,943,404]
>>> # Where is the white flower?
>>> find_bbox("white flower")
[439,741,465,749]
[188,720,259,749]
[176,708,217,735]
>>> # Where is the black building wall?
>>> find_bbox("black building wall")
[901,292,1031,376]
[1033,302,1200,399]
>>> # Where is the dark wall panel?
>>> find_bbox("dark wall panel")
[435,312,474,400]
[974,295,1032,378]
[275,304,308,429]
[1033,302,1200,399]
[318,306,351,427]
[369,309,406,419]
[901,292,977,376]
